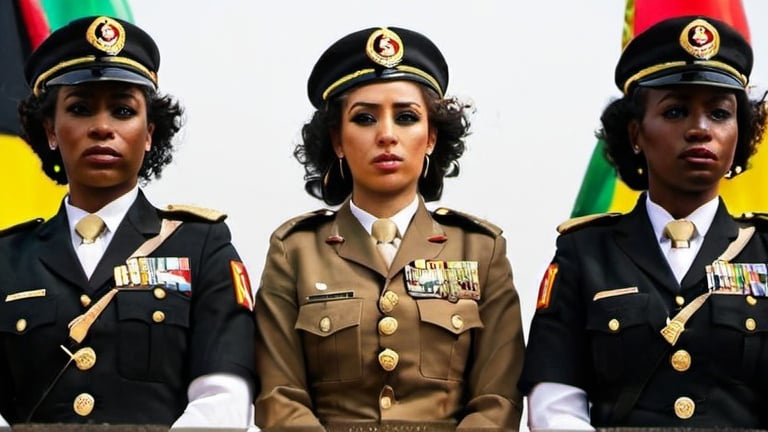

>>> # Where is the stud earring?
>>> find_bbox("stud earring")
[724,165,742,179]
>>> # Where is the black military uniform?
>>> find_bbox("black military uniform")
[521,195,768,425]
[0,16,255,425]
[0,191,256,424]
[519,16,768,427]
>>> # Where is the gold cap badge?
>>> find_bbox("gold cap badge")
[366,28,404,68]
[680,19,719,60]
[86,16,126,55]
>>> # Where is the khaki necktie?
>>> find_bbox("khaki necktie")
[75,214,106,279]
[372,218,398,268]
[663,219,696,283]
[75,214,106,244]
[664,219,695,249]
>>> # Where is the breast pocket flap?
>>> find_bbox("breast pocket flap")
[417,299,483,335]
[295,298,363,337]
[0,296,57,333]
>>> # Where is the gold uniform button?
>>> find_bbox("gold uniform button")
[73,393,95,416]
[378,348,399,371]
[380,396,392,410]
[15,319,27,333]
[378,317,398,335]
[670,349,691,372]
[152,311,165,323]
[674,396,695,419]
[451,314,464,330]
[319,317,331,333]
[675,296,685,306]
[80,294,92,308]
[73,347,97,371]
[153,287,167,300]
[379,291,399,313]
[608,319,620,332]
[745,318,757,331]
[379,384,395,410]
[746,295,757,306]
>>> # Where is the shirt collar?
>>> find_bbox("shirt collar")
[66,185,139,239]
[350,195,419,238]
[646,194,719,244]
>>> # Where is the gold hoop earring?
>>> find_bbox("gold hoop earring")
[422,155,430,179]
[338,157,345,180]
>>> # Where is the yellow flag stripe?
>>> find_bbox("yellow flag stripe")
[0,134,65,229]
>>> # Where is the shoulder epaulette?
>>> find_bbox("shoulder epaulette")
[160,204,227,223]
[275,209,336,239]
[735,211,768,227]
[0,218,44,237]
[556,212,622,234]
[432,207,502,236]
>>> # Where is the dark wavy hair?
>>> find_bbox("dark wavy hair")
[17,85,184,185]
[296,84,473,205]
[597,87,767,191]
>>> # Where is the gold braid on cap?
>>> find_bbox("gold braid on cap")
[622,59,748,94]
[321,65,443,102]
[33,55,159,97]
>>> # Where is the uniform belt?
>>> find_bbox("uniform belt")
[325,422,456,432]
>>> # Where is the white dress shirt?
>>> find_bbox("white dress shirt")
[350,195,418,237]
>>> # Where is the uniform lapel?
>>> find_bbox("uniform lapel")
[334,202,389,276]
[88,191,161,291]
[614,196,679,291]
[680,200,739,290]
[37,201,88,288]
[390,201,445,275]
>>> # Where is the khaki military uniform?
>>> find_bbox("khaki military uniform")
[255,199,524,431]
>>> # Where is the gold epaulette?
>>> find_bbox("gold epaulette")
[736,211,768,224]
[162,204,227,222]
[274,209,336,239]
[556,212,622,234]
[432,207,502,236]
[0,218,43,237]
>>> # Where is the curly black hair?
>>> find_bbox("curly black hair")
[597,88,767,190]
[296,85,473,205]
[17,85,184,185]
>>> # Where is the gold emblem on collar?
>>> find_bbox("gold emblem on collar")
[366,28,404,68]
[679,18,719,60]
[86,16,126,55]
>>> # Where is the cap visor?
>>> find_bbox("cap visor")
[639,69,744,91]
[45,67,156,90]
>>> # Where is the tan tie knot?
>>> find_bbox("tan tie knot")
[372,218,397,244]
[75,214,105,244]
[664,219,695,249]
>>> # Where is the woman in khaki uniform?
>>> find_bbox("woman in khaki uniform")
[254,27,524,431]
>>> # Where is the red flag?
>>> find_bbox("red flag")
[627,0,749,47]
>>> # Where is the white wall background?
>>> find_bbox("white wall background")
[129,1,768,427]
